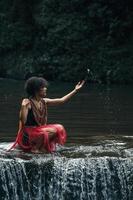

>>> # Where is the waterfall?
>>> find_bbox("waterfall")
[0,155,133,200]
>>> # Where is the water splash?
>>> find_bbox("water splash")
[0,136,133,200]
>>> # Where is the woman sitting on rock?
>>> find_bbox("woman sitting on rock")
[7,76,85,153]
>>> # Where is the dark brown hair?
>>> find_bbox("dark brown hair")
[24,76,48,97]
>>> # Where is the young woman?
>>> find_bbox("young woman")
[7,77,85,154]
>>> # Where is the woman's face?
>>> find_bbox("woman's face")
[37,87,47,98]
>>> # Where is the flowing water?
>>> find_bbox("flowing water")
[0,78,133,200]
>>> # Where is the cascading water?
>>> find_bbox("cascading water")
[0,136,133,200]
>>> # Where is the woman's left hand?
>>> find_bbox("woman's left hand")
[75,80,85,91]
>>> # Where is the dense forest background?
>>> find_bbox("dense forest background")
[0,0,133,83]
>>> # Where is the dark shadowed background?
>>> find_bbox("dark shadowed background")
[0,0,133,83]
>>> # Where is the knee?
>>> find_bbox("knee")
[56,124,65,131]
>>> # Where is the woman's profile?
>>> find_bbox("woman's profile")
[7,76,85,154]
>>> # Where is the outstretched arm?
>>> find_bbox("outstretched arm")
[44,80,85,106]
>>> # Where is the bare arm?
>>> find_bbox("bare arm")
[19,99,30,127]
[44,80,85,106]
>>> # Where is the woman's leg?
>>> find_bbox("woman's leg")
[31,124,65,153]
[30,135,44,153]
[39,125,65,152]
[38,127,57,152]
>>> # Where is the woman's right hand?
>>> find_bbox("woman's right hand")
[74,80,85,91]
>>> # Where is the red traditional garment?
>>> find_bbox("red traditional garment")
[7,98,67,153]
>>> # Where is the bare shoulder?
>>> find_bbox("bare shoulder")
[21,98,31,108]
[43,98,55,105]
[43,98,50,104]
[43,97,63,106]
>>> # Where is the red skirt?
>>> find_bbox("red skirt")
[7,124,67,153]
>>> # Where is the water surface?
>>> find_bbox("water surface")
[0,79,133,200]
[0,78,133,140]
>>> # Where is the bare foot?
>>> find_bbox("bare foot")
[31,149,41,154]
[39,148,48,154]
[31,148,48,154]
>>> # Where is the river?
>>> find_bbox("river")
[0,78,133,200]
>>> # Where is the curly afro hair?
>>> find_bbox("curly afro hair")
[24,76,48,97]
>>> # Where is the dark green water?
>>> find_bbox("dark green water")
[0,78,133,140]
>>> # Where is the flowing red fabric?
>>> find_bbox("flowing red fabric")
[7,124,67,153]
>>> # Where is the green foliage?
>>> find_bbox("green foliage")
[0,0,133,83]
